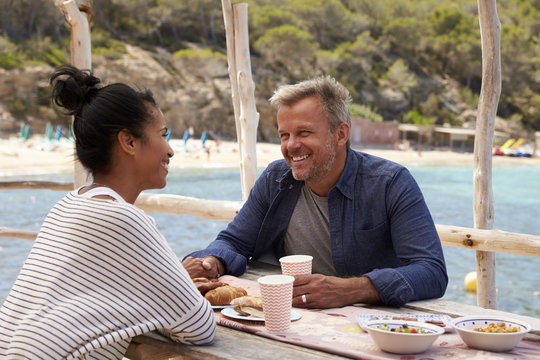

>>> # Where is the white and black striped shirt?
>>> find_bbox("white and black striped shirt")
[0,190,216,359]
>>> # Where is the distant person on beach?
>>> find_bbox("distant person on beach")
[183,76,447,309]
[0,65,215,359]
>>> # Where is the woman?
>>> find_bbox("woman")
[0,66,216,359]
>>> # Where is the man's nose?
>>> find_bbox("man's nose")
[286,136,302,151]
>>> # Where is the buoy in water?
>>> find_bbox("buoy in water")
[464,271,477,291]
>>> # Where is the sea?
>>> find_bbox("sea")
[1,164,539,318]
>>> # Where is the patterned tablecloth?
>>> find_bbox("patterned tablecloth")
[215,276,540,360]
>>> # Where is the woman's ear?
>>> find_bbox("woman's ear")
[117,130,136,155]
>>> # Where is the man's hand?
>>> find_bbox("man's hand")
[182,256,224,279]
[291,274,381,308]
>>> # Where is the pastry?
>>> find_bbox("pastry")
[231,295,264,318]
[204,285,247,305]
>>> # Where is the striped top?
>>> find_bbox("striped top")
[0,189,216,359]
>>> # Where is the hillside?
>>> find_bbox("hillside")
[1,0,539,142]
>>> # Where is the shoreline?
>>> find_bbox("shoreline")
[1,136,539,178]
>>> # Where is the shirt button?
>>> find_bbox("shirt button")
[289,185,293,189]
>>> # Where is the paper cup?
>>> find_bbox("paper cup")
[279,255,313,276]
[257,275,295,332]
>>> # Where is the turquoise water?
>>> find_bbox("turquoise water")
[1,165,539,317]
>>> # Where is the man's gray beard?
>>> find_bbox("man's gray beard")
[292,133,336,182]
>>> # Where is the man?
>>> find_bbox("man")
[183,76,447,308]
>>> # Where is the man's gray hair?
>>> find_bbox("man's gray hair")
[269,76,352,132]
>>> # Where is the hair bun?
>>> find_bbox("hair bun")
[50,65,101,115]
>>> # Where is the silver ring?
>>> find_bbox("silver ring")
[301,294,307,304]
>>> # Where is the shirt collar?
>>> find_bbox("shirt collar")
[333,148,358,200]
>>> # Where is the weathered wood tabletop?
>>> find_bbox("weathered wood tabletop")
[125,262,540,360]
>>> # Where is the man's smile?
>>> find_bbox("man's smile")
[292,154,310,162]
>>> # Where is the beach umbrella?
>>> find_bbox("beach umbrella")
[46,123,53,141]
[183,130,189,147]
[55,125,63,141]
[201,130,207,148]
[20,124,30,140]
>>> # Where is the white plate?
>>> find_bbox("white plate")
[221,307,302,321]
[357,314,452,332]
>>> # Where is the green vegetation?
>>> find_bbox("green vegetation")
[0,36,22,69]
[92,30,128,60]
[7,98,27,118]
[402,109,434,125]
[0,0,539,131]
[350,104,384,123]
[173,48,226,61]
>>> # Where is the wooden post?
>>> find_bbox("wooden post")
[474,0,501,309]
[55,0,93,188]
[221,1,258,200]
[221,0,246,198]
[233,4,258,198]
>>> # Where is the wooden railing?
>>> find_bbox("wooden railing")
[2,181,539,259]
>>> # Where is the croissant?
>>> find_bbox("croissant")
[192,277,226,296]
[204,285,247,305]
[197,281,226,296]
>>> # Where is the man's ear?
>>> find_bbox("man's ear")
[336,122,350,146]
[117,130,136,155]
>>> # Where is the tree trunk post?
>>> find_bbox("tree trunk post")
[55,0,93,188]
[221,0,246,197]
[222,1,258,200]
[233,4,258,198]
[474,0,501,309]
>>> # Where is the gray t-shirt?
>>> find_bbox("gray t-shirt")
[284,183,338,276]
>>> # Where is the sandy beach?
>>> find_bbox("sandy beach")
[1,136,539,177]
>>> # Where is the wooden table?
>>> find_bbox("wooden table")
[125,262,540,360]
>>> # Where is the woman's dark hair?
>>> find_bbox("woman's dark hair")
[50,65,156,175]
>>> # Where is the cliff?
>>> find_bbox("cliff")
[0,44,278,143]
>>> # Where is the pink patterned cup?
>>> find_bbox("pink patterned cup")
[279,255,313,276]
[257,275,295,332]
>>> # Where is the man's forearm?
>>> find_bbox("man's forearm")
[345,276,382,305]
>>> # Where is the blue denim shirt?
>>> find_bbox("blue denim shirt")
[189,148,448,306]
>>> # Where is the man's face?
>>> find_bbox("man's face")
[277,96,344,190]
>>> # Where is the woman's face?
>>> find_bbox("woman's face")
[134,106,174,190]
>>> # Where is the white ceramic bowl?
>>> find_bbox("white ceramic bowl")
[363,319,444,354]
[452,315,531,352]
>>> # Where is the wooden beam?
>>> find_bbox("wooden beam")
[135,193,242,221]
[55,0,93,189]
[233,3,259,198]
[0,181,73,190]
[221,0,246,198]
[0,227,37,241]
[474,0,502,309]
[436,224,540,258]
[3,221,539,261]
